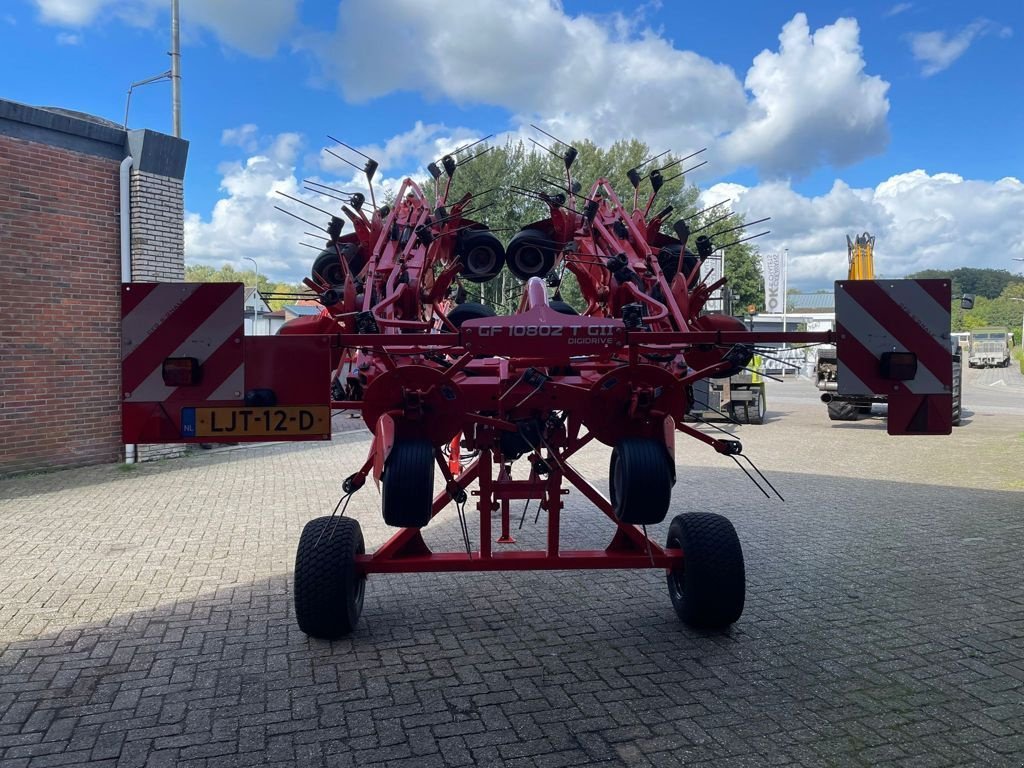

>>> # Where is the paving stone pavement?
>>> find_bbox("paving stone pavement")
[2,393,1023,767]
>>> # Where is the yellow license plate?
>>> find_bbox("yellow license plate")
[184,406,331,438]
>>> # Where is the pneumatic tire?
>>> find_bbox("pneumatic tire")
[382,439,435,528]
[609,438,674,526]
[746,390,766,424]
[666,513,745,629]
[446,302,497,329]
[827,401,859,421]
[506,228,557,280]
[656,245,700,281]
[457,230,506,283]
[549,300,578,316]
[294,516,365,639]
[311,243,363,285]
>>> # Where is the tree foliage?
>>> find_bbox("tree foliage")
[908,267,1024,344]
[960,283,1024,345]
[184,264,306,310]
[907,267,1023,301]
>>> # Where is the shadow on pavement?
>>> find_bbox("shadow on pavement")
[2,466,1022,767]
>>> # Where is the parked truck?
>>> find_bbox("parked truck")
[967,327,1011,368]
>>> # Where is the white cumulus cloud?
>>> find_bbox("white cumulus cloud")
[307,3,888,178]
[221,124,261,153]
[32,0,298,56]
[704,172,1024,287]
[720,13,890,177]
[185,129,426,283]
[185,131,319,280]
[35,0,107,26]
[317,121,485,179]
[908,18,1013,76]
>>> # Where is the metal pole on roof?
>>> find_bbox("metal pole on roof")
[171,0,181,137]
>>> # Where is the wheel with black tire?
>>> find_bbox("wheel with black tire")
[446,302,497,329]
[294,516,365,639]
[382,439,435,528]
[457,230,505,283]
[311,243,362,286]
[730,402,749,424]
[666,513,745,628]
[827,401,859,421]
[331,377,345,402]
[609,438,674,525]
[656,245,699,281]
[506,228,557,280]
[750,390,766,424]
[549,300,578,316]
[856,404,873,415]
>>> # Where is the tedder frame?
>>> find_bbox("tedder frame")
[122,134,954,638]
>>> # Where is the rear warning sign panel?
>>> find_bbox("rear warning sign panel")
[121,283,333,444]
[835,279,952,435]
[122,283,245,404]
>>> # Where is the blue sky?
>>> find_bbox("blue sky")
[2,0,1022,288]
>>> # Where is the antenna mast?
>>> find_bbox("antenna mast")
[171,0,181,137]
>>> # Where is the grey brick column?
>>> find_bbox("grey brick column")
[127,129,189,462]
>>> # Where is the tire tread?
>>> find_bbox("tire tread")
[666,512,744,628]
[382,439,435,528]
[611,438,673,525]
[294,516,364,639]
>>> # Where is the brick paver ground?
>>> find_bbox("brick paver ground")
[2,389,1023,767]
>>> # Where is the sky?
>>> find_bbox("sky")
[2,0,1022,290]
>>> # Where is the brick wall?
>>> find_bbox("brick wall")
[130,169,186,462]
[130,170,184,281]
[1,103,189,477]
[0,134,123,474]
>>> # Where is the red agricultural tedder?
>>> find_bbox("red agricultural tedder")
[122,136,954,638]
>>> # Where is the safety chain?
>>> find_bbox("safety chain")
[313,472,365,549]
[455,496,472,558]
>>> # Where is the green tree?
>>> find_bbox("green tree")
[1008,286,1024,347]
[907,267,1024,301]
[184,264,306,310]
[909,267,1024,336]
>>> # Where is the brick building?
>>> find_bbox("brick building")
[1,98,188,476]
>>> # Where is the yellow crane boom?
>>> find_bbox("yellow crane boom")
[847,232,875,280]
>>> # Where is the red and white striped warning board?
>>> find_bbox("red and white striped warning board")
[121,283,244,404]
[835,279,952,435]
